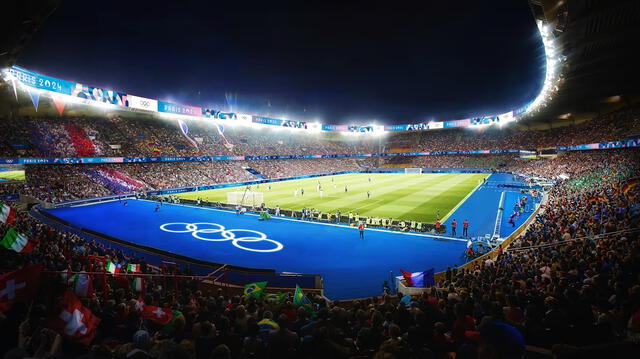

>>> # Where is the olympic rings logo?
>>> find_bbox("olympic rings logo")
[159,222,283,253]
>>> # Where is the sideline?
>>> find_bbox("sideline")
[135,199,469,242]
[440,174,489,222]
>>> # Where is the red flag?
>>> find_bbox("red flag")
[47,290,101,345]
[134,296,146,312]
[0,263,43,313]
[51,94,66,115]
[400,269,414,287]
[142,305,173,325]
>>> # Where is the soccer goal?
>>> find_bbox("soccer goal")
[226,191,264,207]
[404,168,422,174]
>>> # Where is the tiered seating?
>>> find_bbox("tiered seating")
[64,123,97,156]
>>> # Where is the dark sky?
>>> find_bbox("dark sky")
[18,0,545,124]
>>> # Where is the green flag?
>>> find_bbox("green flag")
[293,285,312,308]
[293,285,316,318]
[244,281,267,299]
[264,292,286,303]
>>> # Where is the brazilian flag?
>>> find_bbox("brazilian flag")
[293,285,312,307]
[264,292,287,303]
[244,281,267,299]
[293,285,316,318]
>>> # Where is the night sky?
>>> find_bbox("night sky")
[18,0,545,124]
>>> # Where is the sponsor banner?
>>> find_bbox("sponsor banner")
[158,101,201,117]
[282,119,307,129]
[497,111,515,123]
[471,116,498,126]
[9,66,76,95]
[71,84,129,106]
[406,123,428,131]
[202,108,238,119]
[128,95,158,112]
[237,113,252,121]
[253,116,283,126]
[444,119,471,128]
[558,139,640,151]
[427,121,444,130]
[2,141,631,165]
[384,124,408,131]
[598,138,640,149]
[322,124,349,132]
[0,194,19,200]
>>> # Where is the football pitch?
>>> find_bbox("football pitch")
[0,170,25,181]
[174,173,489,223]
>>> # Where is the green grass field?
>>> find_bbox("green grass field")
[173,173,488,223]
[0,170,25,181]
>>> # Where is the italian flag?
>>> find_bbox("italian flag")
[132,277,145,292]
[105,261,120,274]
[0,204,16,225]
[1,228,35,253]
[70,272,94,297]
[126,264,141,273]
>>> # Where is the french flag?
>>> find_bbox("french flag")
[400,268,435,287]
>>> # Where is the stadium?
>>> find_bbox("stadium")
[0,0,639,358]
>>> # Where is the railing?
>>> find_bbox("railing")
[506,228,640,252]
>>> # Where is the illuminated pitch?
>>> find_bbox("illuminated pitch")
[174,173,488,223]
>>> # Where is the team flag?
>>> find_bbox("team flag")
[69,272,94,298]
[0,204,16,224]
[264,292,287,303]
[134,296,146,312]
[244,281,267,299]
[105,261,120,274]
[293,285,313,310]
[1,228,36,253]
[400,268,435,287]
[257,318,279,332]
[132,277,145,293]
[126,264,141,273]
[46,290,101,345]
[142,305,173,325]
[588,197,597,204]
[0,263,43,313]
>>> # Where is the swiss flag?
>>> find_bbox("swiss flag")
[0,263,43,313]
[134,296,146,312]
[47,290,101,345]
[142,305,173,325]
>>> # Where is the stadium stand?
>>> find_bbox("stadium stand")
[2,0,640,356]
[0,144,638,358]
[0,107,638,159]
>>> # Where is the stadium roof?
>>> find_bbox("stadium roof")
[525,0,640,123]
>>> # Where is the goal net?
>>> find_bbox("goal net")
[404,168,422,174]
[226,191,264,207]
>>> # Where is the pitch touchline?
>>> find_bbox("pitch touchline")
[440,175,487,223]
[137,199,468,242]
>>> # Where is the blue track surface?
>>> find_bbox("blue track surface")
[45,200,467,299]
[499,191,534,237]
[442,173,536,239]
